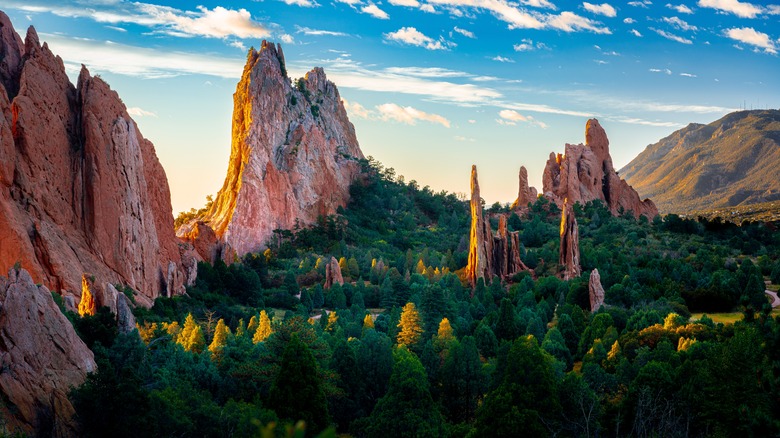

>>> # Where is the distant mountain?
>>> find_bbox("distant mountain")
[619,110,780,214]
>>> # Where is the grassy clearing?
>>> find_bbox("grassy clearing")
[691,308,780,325]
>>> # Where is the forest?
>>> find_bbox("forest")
[66,157,780,437]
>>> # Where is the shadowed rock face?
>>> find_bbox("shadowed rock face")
[543,119,658,219]
[559,200,581,281]
[324,256,344,289]
[589,268,605,312]
[0,12,195,306]
[0,267,96,437]
[187,41,364,258]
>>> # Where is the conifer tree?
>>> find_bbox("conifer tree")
[208,318,231,356]
[397,302,424,346]
[178,313,205,352]
[253,310,273,344]
[247,315,259,335]
[436,318,455,343]
[326,311,339,332]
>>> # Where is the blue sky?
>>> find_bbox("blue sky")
[2,0,779,213]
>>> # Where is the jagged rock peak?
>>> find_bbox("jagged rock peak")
[512,165,538,210]
[542,118,658,219]
[0,14,195,307]
[559,199,581,281]
[589,268,605,312]
[190,40,364,257]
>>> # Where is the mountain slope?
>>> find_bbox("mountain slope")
[619,110,780,213]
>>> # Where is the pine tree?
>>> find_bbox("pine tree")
[178,313,205,352]
[253,310,273,344]
[436,318,455,343]
[247,315,259,335]
[269,333,330,433]
[208,318,231,356]
[397,302,424,346]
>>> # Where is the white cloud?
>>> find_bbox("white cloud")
[454,135,476,142]
[377,103,451,127]
[513,38,548,51]
[724,27,777,54]
[229,40,247,51]
[492,55,515,62]
[631,29,643,36]
[361,4,390,19]
[623,17,636,23]
[650,68,673,74]
[281,0,319,6]
[468,119,477,123]
[497,109,548,128]
[680,72,697,77]
[652,27,693,43]
[421,4,437,12]
[342,99,373,119]
[594,59,608,64]
[453,26,476,38]
[105,25,127,32]
[384,66,468,77]
[41,33,245,79]
[390,0,421,6]
[697,0,763,18]
[334,0,363,4]
[662,16,698,31]
[628,0,652,6]
[296,26,349,36]
[583,2,617,17]
[127,107,157,117]
[547,11,612,34]
[666,3,694,13]
[521,0,557,8]
[384,27,451,50]
[280,34,294,44]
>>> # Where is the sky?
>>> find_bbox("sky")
[1,0,779,214]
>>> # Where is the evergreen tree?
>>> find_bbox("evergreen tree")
[495,298,520,341]
[269,333,330,434]
[253,310,273,344]
[312,284,325,308]
[247,315,259,335]
[397,302,424,347]
[365,347,444,437]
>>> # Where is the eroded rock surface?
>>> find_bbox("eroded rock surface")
[559,200,581,281]
[324,256,344,289]
[589,268,605,312]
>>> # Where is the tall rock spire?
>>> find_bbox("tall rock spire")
[511,165,538,210]
[559,199,581,280]
[188,41,364,257]
[466,165,492,288]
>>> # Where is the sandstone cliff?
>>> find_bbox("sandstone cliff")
[182,41,364,258]
[543,119,658,219]
[0,13,194,306]
[559,199,581,281]
[0,267,96,437]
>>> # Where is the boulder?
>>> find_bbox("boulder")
[324,256,344,289]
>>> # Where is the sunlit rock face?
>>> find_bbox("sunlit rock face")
[0,13,194,305]
[194,41,364,257]
[511,166,538,210]
[559,199,581,281]
[0,267,96,437]
[543,119,658,219]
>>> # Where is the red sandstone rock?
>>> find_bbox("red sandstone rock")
[324,256,344,289]
[589,268,605,312]
[466,166,493,287]
[542,119,658,219]
[192,41,364,257]
[511,166,538,210]
[177,220,235,265]
[559,200,581,281]
[0,267,96,437]
[0,15,193,305]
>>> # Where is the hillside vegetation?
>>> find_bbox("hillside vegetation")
[64,158,780,437]
[620,110,780,213]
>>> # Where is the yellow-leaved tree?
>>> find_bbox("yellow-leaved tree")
[208,318,231,355]
[363,314,375,329]
[253,310,273,344]
[326,311,339,332]
[178,313,205,353]
[247,315,259,335]
[397,302,424,346]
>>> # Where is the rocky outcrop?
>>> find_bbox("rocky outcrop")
[466,166,493,287]
[543,119,658,219]
[185,41,364,257]
[559,200,581,280]
[177,220,235,265]
[466,166,531,288]
[511,166,538,210]
[589,268,605,312]
[324,256,344,289]
[0,13,194,305]
[0,267,96,436]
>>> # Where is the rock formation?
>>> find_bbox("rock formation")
[183,41,364,258]
[589,268,605,312]
[0,13,195,306]
[559,199,581,280]
[0,267,96,436]
[176,220,235,265]
[324,256,344,289]
[466,166,531,288]
[511,166,538,210]
[543,119,658,219]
